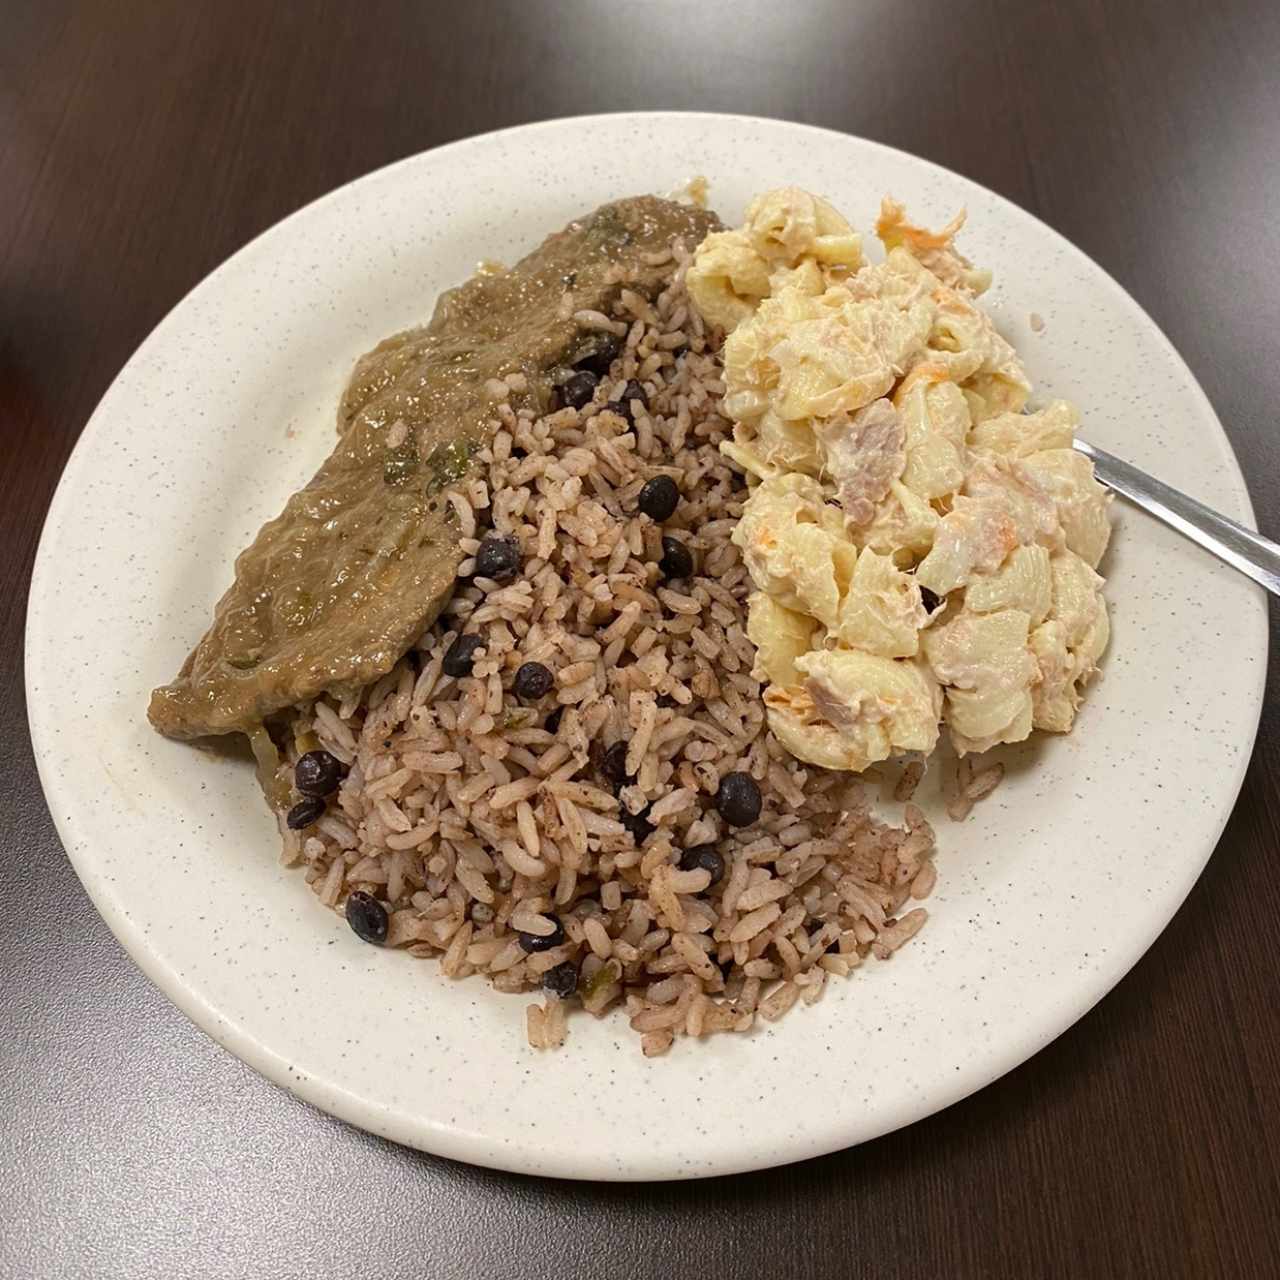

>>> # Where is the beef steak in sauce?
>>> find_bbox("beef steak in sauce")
[148,197,720,747]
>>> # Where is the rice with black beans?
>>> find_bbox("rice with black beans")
[275,244,937,1052]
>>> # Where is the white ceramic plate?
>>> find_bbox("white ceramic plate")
[27,114,1267,1180]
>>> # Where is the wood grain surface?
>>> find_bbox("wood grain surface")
[3,2,1278,1276]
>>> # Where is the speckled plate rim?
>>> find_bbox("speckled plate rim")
[26,113,1268,1180]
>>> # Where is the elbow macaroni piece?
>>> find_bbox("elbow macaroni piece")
[1017,448,1112,569]
[1030,552,1109,732]
[921,609,1040,754]
[969,399,1077,458]
[854,479,940,565]
[744,187,863,271]
[765,649,941,773]
[920,608,1039,694]
[684,230,772,331]
[835,547,928,657]
[747,592,819,687]
[731,474,856,629]
[897,377,970,501]
[686,187,863,332]
[929,290,1031,416]
[965,544,1053,624]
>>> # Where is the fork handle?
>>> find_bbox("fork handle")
[1074,438,1280,597]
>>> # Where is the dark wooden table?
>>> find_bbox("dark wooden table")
[4,2,1278,1275]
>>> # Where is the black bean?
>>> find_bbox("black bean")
[442,633,483,678]
[517,916,566,953]
[575,332,621,376]
[474,535,521,581]
[601,741,633,790]
[513,661,554,700]
[608,379,647,422]
[638,475,680,521]
[542,960,579,999]
[286,797,326,829]
[920,586,942,613]
[620,802,654,846]
[345,891,388,945]
[658,535,693,581]
[544,705,564,735]
[716,771,762,828]
[678,843,726,886]
[559,369,598,410]
[295,749,345,797]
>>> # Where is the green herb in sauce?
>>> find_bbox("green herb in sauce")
[582,959,622,1001]
[425,439,475,494]
[383,449,418,486]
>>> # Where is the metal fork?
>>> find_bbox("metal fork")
[1073,439,1280,597]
